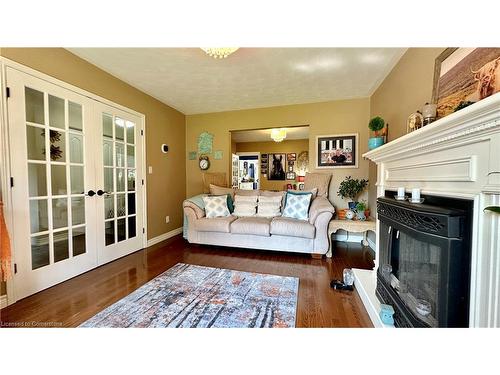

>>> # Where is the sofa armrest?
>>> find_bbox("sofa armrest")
[183,200,205,219]
[309,196,335,225]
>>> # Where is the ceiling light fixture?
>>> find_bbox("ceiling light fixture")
[270,128,287,142]
[201,48,239,59]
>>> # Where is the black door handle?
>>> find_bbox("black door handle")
[97,189,109,196]
[87,190,96,197]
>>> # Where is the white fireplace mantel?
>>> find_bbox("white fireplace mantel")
[356,93,500,328]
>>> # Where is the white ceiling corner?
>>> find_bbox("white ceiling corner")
[67,48,406,115]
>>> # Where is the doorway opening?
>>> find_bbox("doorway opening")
[230,125,309,191]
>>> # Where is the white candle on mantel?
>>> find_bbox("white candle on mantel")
[397,187,405,198]
[412,188,421,202]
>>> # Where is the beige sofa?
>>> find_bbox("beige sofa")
[183,195,335,257]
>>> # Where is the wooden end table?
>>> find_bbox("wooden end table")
[326,218,376,258]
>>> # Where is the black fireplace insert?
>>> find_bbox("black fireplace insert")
[376,193,472,327]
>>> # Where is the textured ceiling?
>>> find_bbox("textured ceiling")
[232,126,309,143]
[68,48,406,115]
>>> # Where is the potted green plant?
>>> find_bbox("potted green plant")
[368,116,385,150]
[337,176,369,210]
[484,206,500,214]
[355,201,367,221]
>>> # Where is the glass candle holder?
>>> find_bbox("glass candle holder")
[381,264,392,282]
[343,268,354,286]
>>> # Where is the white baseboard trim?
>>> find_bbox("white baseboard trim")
[147,227,183,247]
[332,233,376,251]
[0,295,7,309]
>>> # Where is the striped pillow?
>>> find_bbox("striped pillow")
[256,195,282,218]
[233,195,258,217]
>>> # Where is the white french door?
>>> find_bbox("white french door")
[94,103,144,264]
[6,67,145,301]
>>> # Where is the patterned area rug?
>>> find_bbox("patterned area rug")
[80,263,299,328]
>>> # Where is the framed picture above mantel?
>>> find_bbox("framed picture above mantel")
[315,133,358,169]
[432,48,500,119]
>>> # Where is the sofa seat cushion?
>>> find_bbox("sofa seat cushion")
[230,217,271,236]
[193,215,237,233]
[270,217,315,239]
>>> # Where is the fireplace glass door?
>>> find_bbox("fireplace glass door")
[389,230,441,327]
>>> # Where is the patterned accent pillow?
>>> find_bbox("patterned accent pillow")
[287,188,318,200]
[282,191,313,221]
[202,195,230,218]
[209,193,234,213]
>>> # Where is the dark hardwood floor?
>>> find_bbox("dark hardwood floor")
[0,236,375,328]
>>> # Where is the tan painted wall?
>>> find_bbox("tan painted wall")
[186,98,371,209]
[368,48,445,213]
[0,48,186,240]
[235,139,309,191]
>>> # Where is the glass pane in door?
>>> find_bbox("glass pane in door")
[31,234,50,270]
[23,88,87,271]
[25,87,45,124]
[49,95,65,129]
[102,114,139,245]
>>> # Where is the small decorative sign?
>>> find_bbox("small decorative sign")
[198,131,214,155]
[214,150,223,160]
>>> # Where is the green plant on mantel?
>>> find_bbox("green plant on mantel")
[368,116,385,135]
[484,172,500,214]
[484,206,500,214]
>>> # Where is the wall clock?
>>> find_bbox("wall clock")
[199,155,210,170]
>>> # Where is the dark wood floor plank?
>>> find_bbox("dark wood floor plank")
[0,236,374,328]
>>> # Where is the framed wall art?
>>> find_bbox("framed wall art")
[268,153,286,180]
[316,133,358,169]
[432,48,500,118]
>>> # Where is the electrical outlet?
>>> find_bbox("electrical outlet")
[148,166,153,174]
[165,216,170,224]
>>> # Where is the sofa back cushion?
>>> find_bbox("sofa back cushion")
[202,195,231,218]
[282,191,313,221]
[233,195,258,217]
[236,189,260,196]
[304,173,331,198]
[256,195,282,218]
[210,184,235,199]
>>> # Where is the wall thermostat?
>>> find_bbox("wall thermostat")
[161,144,169,153]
